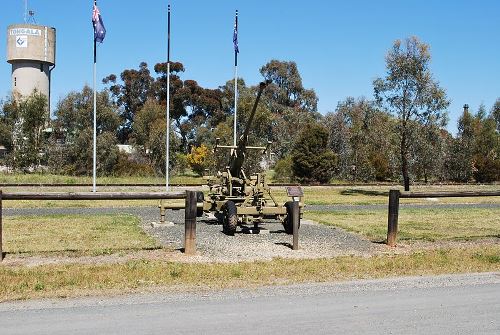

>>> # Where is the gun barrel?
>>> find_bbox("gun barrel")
[229,80,270,177]
[240,80,270,147]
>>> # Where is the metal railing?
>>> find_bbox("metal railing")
[386,190,500,247]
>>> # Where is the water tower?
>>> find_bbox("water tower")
[6,9,56,108]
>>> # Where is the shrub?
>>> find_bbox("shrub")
[473,155,500,182]
[174,153,189,175]
[273,156,294,183]
[291,123,337,184]
[187,144,210,176]
[113,152,154,177]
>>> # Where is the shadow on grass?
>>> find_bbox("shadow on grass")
[3,246,163,257]
[340,189,389,197]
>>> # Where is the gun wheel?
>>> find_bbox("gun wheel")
[222,201,238,236]
[283,201,300,235]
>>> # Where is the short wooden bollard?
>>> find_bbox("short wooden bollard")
[0,190,3,261]
[387,189,400,247]
[292,201,299,250]
[184,191,197,255]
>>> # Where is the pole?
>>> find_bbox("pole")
[292,200,299,250]
[0,190,3,261]
[165,4,171,191]
[24,0,28,23]
[233,10,238,147]
[184,191,197,255]
[92,31,97,193]
[387,189,400,247]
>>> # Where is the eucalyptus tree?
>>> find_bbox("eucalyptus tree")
[472,104,500,182]
[324,97,398,181]
[1,91,48,171]
[49,86,120,175]
[373,36,449,190]
[260,60,320,158]
[490,98,500,133]
[103,62,156,143]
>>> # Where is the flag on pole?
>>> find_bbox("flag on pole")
[233,13,239,53]
[92,4,106,43]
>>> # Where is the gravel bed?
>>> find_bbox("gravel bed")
[144,209,384,262]
[4,206,383,262]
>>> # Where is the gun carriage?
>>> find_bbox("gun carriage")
[202,81,303,235]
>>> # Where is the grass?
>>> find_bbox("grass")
[0,195,498,302]
[3,199,162,209]
[3,214,160,255]
[0,246,498,301]
[305,207,500,242]
[0,172,205,185]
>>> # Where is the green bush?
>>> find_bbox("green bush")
[473,156,500,182]
[174,153,189,175]
[291,123,337,184]
[273,156,294,183]
[113,152,155,177]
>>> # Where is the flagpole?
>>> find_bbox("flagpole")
[165,4,171,192]
[233,10,238,147]
[92,1,97,193]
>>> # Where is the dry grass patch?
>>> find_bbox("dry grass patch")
[305,207,500,242]
[3,214,159,255]
[0,246,498,301]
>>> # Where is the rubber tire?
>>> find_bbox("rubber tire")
[283,201,300,235]
[222,201,238,236]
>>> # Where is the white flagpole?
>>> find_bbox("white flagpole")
[165,4,171,192]
[233,66,238,146]
[233,10,238,147]
[92,28,97,192]
[92,0,105,192]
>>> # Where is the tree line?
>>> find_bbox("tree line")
[0,36,499,188]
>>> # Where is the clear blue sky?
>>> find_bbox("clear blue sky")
[1,0,499,134]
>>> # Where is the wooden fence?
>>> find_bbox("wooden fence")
[0,190,199,261]
[387,190,500,247]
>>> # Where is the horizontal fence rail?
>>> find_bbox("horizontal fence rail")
[0,191,186,201]
[0,183,314,188]
[387,189,500,247]
[0,191,189,261]
[399,191,500,198]
[0,183,204,187]
[1,182,494,188]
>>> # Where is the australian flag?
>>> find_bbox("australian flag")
[92,4,106,43]
[233,19,239,53]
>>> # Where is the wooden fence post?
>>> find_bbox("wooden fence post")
[292,201,299,250]
[184,191,197,255]
[387,189,400,247]
[0,190,3,261]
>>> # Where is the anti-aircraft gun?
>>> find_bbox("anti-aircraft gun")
[202,80,303,235]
